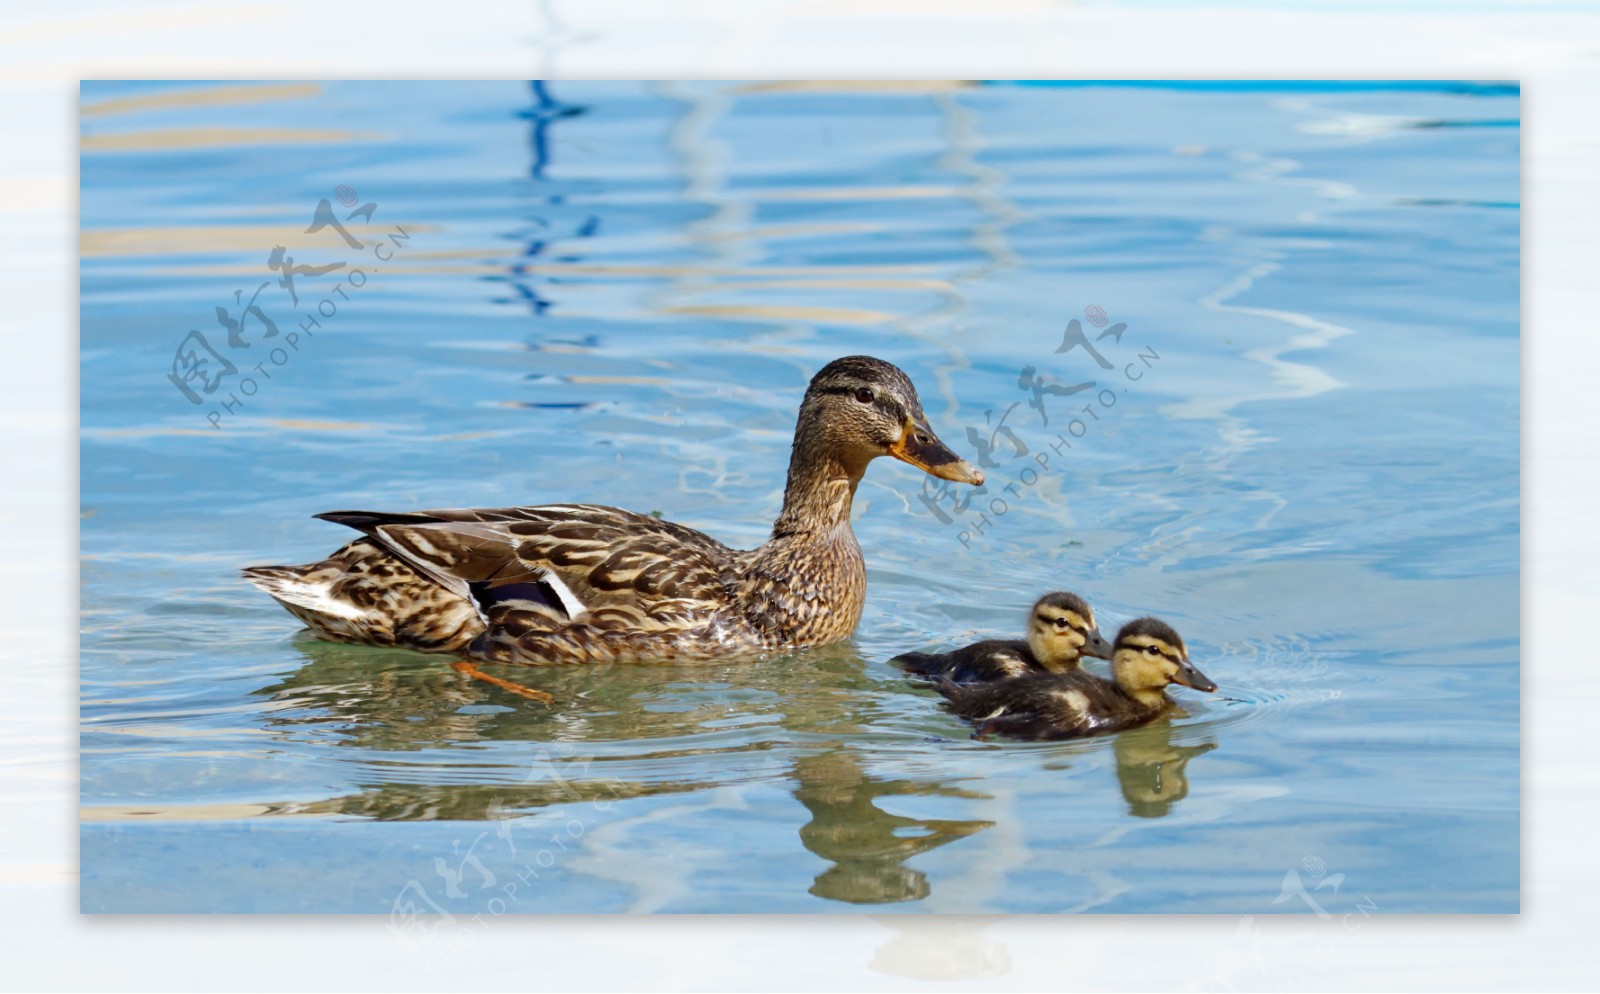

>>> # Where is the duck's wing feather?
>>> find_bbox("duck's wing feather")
[316,505,739,624]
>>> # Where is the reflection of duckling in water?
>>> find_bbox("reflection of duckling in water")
[891,592,1112,684]
[939,618,1217,741]
[1112,721,1217,818]
[792,750,992,905]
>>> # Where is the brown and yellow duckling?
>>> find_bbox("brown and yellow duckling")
[892,591,1112,684]
[244,356,984,682]
[939,617,1217,741]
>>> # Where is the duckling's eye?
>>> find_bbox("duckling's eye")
[854,387,875,404]
[1144,645,1161,656]
[1052,617,1069,629]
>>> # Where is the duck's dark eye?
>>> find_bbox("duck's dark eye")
[1144,645,1161,655]
[854,387,875,404]
[1053,617,1069,629]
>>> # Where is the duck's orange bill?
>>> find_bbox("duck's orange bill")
[889,419,985,486]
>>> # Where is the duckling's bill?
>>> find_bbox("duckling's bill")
[888,418,985,486]
[1171,658,1218,693]
[1084,628,1114,659]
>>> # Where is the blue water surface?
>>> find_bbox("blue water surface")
[79,80,1519,914]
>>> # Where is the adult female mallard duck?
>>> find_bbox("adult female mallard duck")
[938,618,1217,741]
[244,356,984,674]
[891,591,1112,684]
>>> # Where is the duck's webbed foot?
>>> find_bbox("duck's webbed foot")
[450,661,556,705]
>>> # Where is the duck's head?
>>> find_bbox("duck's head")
[1025,591,1113,671]
[795,356,984,486]
[1110,617,1217,701]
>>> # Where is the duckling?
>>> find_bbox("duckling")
[938,617,1217,741]
[892,591,1112,684]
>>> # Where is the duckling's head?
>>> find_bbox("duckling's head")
[1025,591,1113,671]
[795,356,984,486]
[1110,617,1218,702]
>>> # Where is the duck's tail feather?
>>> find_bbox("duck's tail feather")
[241,563,372,623]
[243,554,483,651]
[241,563,324,610]
[242,561,384,646]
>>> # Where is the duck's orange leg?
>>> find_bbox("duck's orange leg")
[450,661,556,705]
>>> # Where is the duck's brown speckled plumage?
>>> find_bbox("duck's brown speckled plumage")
[244,356,983,665]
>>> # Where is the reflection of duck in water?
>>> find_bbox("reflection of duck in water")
[891,591,1112,684]
[248,639,778,819]
[243,357,982,697]
[1112,721,1217,818]
[792,750,991,905]
[256,638,877,751]
[250,641,951,826]
[939,618,1217,741]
